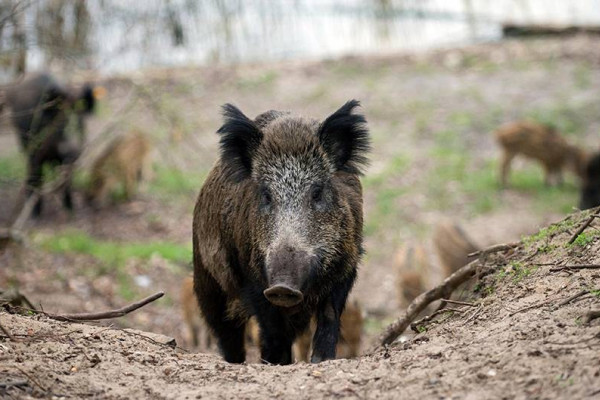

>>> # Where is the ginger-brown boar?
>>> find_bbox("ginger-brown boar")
[495,121,586,187]
[85,130,151,208]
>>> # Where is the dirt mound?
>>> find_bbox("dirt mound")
[2,210,599,399]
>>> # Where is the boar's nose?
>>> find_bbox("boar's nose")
[263,284,304,307]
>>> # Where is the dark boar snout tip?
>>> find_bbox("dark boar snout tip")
[263,284,304,308]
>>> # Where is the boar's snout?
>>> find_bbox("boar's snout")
[264,246,314,307]
[263,284,304,307]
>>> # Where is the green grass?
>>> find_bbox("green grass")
[38,230,192,267]
[363,153,411,237]
[573,62,592,90]
[525,100,585,137]
[149,165,206,196]
[236,70,278,90]
[37,230,192,301]
[0,153,26,182]
[569,231,597,247]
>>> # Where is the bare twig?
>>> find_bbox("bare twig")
[410,308,465,332]
[23,292,164,322]
[439,299,476,307]
[379,259,482,346]
[568,213,600,245]
[0,320,15,340]
[549,265,600,272]
[583,309,600,324]
[509,300,551,316]
[14,366,47,393]
[468,241,520,258]
[462,306,483,326]
[557,290,590,307]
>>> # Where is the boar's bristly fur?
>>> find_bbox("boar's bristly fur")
[579,152,600,210]
[193,101,369,365]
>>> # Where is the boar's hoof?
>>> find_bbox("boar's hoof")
[263,285,303,307]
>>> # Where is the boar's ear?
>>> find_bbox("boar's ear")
[317,100,370,174]
[217,103,263,182]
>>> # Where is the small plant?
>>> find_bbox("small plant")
[570,232,595,247]
[509,261,536,284]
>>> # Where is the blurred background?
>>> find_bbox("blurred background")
[1,0,599,352]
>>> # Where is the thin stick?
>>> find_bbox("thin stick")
[410,308,465,332]
[23,292,164,322]
[462,306,483,326]
[50,292,164,321]
[0,320,15,340]
[379,259,481,346]
[468,241,520,258]
[509,300,550,317]
[568,213,600,245]
[14,366,47,393]
[439,299,476,307]
[583,309,600,324]
[550,265,600,272]
[557,290,589,307]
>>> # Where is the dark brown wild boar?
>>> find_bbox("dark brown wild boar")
[579,152,600,210]
[432,221,479,278]
[193,100,369,364]
[394,243,430,308]
[495,121,587,187]
[5,72,100,216]
[85,130,152,208]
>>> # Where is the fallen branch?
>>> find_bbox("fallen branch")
[557,290,590,307]
[549,265,600,272]
[22,292,164,322]
[379,259,482,346]
[509,300,551,317]
[568,213,600,245]
[410,308,465,332]
[14,366,47,393]
[439,299,476,307]
[583,309,600,324]
[468,241,520,258]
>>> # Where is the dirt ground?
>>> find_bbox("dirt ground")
[2,209,600,399]
[1,35,600,398]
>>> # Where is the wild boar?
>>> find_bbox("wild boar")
[394,243,430,308]
[579,152,600,210]
[495,121,587,187]
[5,72,99,216]
[193,100,369,364]
[432,221,479,278]
[85,130,152,208]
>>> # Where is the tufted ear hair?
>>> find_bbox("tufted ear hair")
[317,100,370,174]
[217,103,263,182]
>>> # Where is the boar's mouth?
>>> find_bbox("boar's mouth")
[263,284,304,308]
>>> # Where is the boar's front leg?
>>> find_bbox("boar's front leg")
[194,265,246,363]
[311,274,355,363]
[254,300,300,365]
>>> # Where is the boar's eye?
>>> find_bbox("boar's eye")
[260,187,272,208]
[311,184,324,204]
